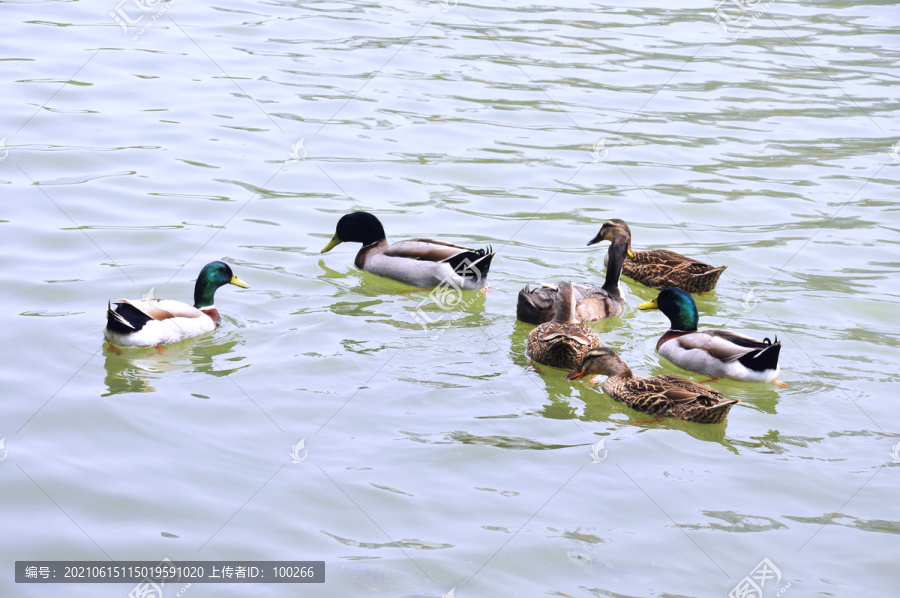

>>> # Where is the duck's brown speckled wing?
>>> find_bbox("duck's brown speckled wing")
[621,250,726,292]
[604,374,736,423]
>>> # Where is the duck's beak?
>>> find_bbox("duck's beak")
[230,275,250,289]
[321,235,342,253]
[636,298,658,310]
[586,232,603,246]
[565,367,587,380]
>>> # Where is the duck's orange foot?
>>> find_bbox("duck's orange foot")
[479,285,494,295]
[106,342,122,355]
[700,377,720,384]
[154,345,168,355]
[774,379,787,387]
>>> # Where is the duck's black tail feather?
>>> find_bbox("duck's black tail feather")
[106,301,152,335]
[738,337,781,372]
[516,285,555,325]
[446,246,494,283]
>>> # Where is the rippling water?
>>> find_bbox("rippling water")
[3,0,898,596]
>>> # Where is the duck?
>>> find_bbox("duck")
[321,211,494,290]
[526,281,602,370]
[566,347,738,424]
[637,287,784,385]
[517,234,628,325]
[588,218,726,293]
[105,261,249,349]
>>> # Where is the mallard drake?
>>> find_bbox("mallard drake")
[588,218,726,293]
[321,211,494,290]
[526,281,602,370]
[638,287,784,385]
[517,234,628,325]
[105,261,249,348]
[566,347,738,424]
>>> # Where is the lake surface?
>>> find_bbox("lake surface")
[2,0,898,596]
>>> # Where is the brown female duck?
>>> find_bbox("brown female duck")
[588,219,725,293]
[526,281,602,370]
[566,347,738,424]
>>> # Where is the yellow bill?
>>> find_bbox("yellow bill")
[636,298,658,310]
[230,275,250,289]
[321,235,342,253]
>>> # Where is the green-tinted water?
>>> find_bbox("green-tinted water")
[2,1,898,596]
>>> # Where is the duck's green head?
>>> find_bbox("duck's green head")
[587,218,634,257]
[637,287,698,331]
[321,211,387,252]
[194,261,249,308]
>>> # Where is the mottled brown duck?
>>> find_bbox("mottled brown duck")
[588,218,725,293]
[526,281,602,370]
[566,347,738,424]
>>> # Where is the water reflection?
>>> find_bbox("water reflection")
[102,332,246,396]
[315,259,490,335]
